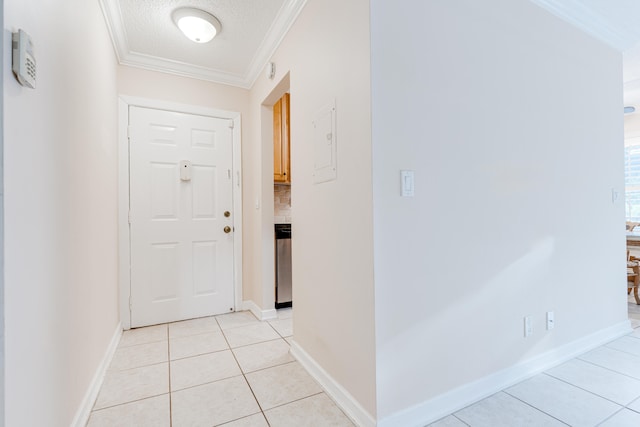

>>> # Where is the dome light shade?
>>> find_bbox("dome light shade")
[172,8,221,43]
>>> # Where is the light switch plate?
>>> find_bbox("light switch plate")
[524,316,533,337]
[401,170,414,197]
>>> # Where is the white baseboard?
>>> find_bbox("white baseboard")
[70,322,122,427]
[242,300,277,321]
[290,341,376,427]
[378,320,632,427]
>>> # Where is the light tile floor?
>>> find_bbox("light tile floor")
[90,301,640,427]
[429,299,640,427]
[86,308,354,427]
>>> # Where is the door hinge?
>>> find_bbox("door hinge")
[228,120,234,129]
[128,211,132,224]
[228,169,231,180]
[127,126,132,139]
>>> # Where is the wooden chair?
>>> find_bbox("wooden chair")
[628,251,640,305]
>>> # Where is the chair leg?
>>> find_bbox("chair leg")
[634,286,640,305]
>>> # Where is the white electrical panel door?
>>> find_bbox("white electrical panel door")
[129,106,235,327]
[312,101,337,184]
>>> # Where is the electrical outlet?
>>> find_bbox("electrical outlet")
[547,311,555,330]
[524,316,533,337]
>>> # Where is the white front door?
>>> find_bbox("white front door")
[129,106,235,327]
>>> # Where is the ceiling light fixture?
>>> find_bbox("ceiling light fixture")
[172,8,221,44]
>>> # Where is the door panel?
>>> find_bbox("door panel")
[192,165,217,218]
[129,106,234,327]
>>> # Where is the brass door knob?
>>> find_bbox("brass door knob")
[224,211,231,218]
[224,226,232,234]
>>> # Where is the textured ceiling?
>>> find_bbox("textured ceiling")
[101,0,640,96]
[99,0,307,88]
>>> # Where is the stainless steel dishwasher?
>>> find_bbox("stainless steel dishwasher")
[275,224,292,308]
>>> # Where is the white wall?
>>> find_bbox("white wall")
[246,0,376,418]
[0,1,4,422]
[118,66,249,119]
[4,0,119,425]
[371,0,626,421]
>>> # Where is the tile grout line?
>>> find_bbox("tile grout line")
[540,371,632,408]
[577,349,640,383]
[166,324,173,427]
[91,393,169,413]
[602,342,640,360]
[450,414,471,427]
[215,315,272,427]
[169,373,246,394]
[263,391,324,412]
[501,390,572,426]
[594,407,628,426]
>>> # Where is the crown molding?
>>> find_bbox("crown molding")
[529,0,640,51]
[98,0,307,89]
[98,0,128,63]
[243,0,309,88]
[119,51,250,88]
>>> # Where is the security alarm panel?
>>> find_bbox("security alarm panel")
[12,29,36,89]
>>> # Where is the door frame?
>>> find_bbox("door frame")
[118,96,243,330]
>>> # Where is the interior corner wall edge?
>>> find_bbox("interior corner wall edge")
[371,0,625,420]
[0,0,5,423]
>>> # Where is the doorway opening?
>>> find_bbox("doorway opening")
[261,73,292,315]
[118,96,243,330]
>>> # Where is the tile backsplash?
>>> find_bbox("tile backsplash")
[274,184,292,224]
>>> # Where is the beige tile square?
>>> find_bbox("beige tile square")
[109,340,168,371]
[169,316,220,339]
[223,323,280,348]
[171,376,260,427]
[546,359,640,405]
[216,311,260,330]
[268,318,293,337]
[455,392,566,427]
[169,331,228,360]
[599,409,640,427]
[170,350,241,391]
[609,336,640,357]
[94,363,169,410]
[506,374,620,426]
[218,413,269,427]
[245,362,322,410]
[580,347,640,380]
[87,394,169,427]
[119,324,168,347]
[276,308,292,319]
[233,339,293,373]
[264,393,354,427]
[628,395,640,412]
[428,415,469,427]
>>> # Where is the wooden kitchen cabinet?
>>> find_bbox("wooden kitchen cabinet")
[273,93,290,183]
